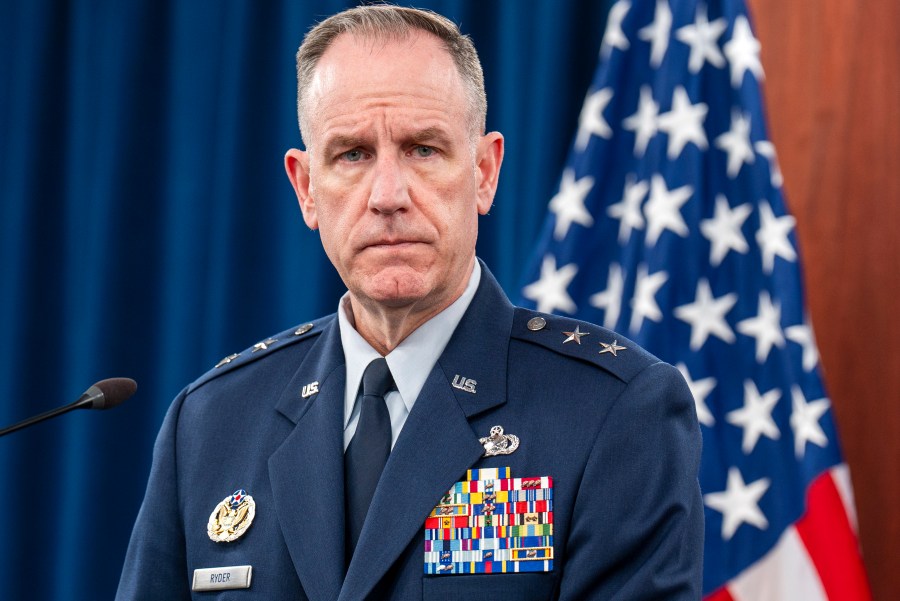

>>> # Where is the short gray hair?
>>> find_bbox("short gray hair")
[294,4,487,145]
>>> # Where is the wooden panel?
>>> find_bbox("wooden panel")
[746,0,900,599]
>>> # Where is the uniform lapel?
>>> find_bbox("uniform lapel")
[339,263,515,600]
[268,318,346,601]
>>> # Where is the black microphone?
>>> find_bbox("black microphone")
[0,378,137,437]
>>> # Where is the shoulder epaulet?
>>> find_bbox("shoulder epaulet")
[510,308,659,383]
[187,315,334,393]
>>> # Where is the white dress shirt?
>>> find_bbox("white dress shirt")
[337,261,481,450]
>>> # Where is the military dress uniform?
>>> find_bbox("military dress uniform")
[117,261,703,600]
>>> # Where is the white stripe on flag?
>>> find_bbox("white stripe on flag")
[727,526,827,601]
[830,463,859,535]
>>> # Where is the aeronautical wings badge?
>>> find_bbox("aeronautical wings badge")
[207,489,256,543]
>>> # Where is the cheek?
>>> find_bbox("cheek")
[432,191,480,255]
[317,211,352,253]
[308,197,353,263]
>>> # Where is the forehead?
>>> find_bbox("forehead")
[305,32,469,143]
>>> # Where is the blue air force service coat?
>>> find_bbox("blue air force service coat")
[117,264,703,600]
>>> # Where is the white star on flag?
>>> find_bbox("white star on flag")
[715,109,755,178]
[575,88,614,151]
[736,290,785,363]
[724,15,764,87]
[638,0,673,68]
[522,255,578,314]
[700,194,752,266]
[622,86,659,157]
[755,141,784,188]
[629,264,668,334]
[790,386,831,458]
[644,174,692,245]
[601,0,631,59]
[727,380,782,453]
[658,86,708,159]
[549,168,595,240]
[675,2,728,73]
[677,363,717,427]
[590,263,625,329]
[674,278,738,350]
[607,174,648,243]
[756,200,797,273]
[785,322,820,372]
[704,467,771,541]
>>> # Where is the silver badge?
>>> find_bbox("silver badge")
[479,425,520,457]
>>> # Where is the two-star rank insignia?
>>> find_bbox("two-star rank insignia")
[424,468,554,575]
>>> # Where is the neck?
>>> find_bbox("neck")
[347,260,475,355]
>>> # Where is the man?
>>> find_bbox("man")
[117,5,703,600]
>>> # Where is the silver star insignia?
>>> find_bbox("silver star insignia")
[215,353,240,368]
[562,325,590,344]
[599,340,627,357]
[252,338,277,352]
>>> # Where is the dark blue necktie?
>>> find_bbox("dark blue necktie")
[344,357,394,562]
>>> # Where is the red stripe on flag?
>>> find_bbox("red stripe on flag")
[795,472,872,600]
[704,586,735,601]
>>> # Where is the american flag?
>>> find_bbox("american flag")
[518,0,872,598]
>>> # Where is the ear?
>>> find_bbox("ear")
[284,148,318,229]
[474,132,504,215]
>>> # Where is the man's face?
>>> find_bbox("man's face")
[285,32,503,318]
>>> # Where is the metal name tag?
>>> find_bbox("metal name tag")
[192,565,252,592]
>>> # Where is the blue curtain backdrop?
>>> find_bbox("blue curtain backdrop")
[0,0,612,598]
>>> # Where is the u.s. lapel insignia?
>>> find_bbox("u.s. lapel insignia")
[208,489,256,543]
[451,375,477,394]
[301,381,319,398]
[424,467,554,574]
[479,425,519,457]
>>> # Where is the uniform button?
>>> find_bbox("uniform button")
[527,317,547,331]
[294,323,314,336]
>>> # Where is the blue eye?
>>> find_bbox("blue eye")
[343,149,364,162]
[414,146,435,158]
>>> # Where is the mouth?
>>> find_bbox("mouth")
[363,239,425,250]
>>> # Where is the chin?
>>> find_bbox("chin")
[356,267,434,307]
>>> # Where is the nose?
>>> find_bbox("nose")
[368,155,411,215]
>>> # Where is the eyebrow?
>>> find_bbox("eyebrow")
[320,126,455,158]
[322,135,367,157]
[408,127,452,148]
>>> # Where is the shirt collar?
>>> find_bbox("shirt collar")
[337,261,482,427]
